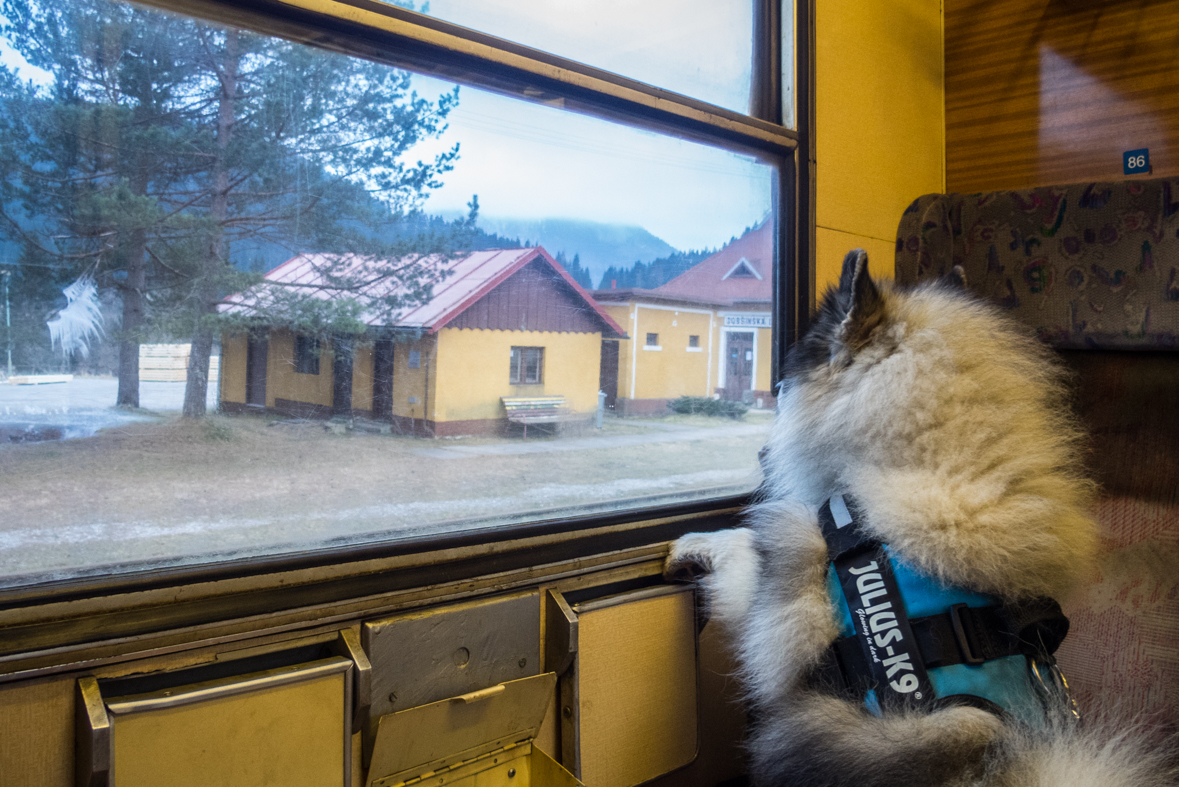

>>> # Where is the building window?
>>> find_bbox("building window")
[688,335,699,347]
[646,333,659,346]
[294,336,320,375]
[510,347,544,384]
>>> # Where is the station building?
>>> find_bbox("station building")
[218,247,624,436]
[592,221,776,416]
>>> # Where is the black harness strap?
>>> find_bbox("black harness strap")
[818,496,936,710]
[813,495,1071,713]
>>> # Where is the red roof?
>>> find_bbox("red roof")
[651,220,773,306]
[221,247,625,337]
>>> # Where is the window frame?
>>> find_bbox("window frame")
[0,0,814,677]
[294,336,321,375]
[509,346,544,385]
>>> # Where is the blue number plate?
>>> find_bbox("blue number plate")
[1124,148,1150,175]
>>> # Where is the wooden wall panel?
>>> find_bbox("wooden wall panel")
[947,0,1179,193]
[447,260,603,334]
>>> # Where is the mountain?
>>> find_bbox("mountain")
[455,216,678,284]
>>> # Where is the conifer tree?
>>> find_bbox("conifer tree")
[2,0,467,416]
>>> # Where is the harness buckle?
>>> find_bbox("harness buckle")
[948,603,985,665]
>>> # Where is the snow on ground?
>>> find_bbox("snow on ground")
[0,378,216,437]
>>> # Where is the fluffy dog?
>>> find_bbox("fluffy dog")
[666,250,1174,787]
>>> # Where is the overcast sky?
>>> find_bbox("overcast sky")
[2,1,773,252]
[408,75,773,251]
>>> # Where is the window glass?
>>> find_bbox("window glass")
[411,0,754,115]
[295,337,321,375]
[781,0,796,129]
[0,0,778,588]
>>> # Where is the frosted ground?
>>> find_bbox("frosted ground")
[0,379,770,586]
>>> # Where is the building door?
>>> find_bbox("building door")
[332,335,354,417]
[372,340,394,420]
[723,332,753,400]
[599,340,619,410]
[245,331,268,407]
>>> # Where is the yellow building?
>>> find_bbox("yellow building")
[594,221,775,415]
[219,248,624,436]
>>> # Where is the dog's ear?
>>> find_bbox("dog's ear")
[945,265,968,290]
[837,249,884,348]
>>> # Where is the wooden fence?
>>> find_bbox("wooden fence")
[139,344,220,383]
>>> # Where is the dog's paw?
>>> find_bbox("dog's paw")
[665,550,712,583]
[664,530,737,583]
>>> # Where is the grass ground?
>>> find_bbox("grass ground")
[0,409,772,583]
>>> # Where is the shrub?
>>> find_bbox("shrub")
[667,396,748,419]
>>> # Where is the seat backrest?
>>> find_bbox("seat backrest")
[895,179,1179,349]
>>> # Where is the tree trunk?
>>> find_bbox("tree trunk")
[117,59,158,409]
[183,29,238,418]
[116,226,146,408]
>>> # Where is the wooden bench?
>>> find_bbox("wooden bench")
[501,396,576,438]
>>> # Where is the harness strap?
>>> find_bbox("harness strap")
[813,494,1070,713]
[819,496,936,709]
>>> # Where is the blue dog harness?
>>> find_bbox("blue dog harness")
[811,494,1073,727]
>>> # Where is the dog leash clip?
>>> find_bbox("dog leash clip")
[1030,653,1082,727]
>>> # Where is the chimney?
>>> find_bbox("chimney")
[611,279,617,289]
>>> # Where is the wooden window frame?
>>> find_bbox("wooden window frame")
[510,346,544,385]
[0,0,814,676]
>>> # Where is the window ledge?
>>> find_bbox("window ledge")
[642,345,662,351]
[685,347,703,353]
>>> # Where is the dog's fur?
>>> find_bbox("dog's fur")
[666,250,1176,787]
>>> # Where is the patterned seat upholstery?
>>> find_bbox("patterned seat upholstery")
[895,181,1179,736]
[895,180,1179,348]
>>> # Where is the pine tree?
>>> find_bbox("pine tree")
[552,250,593,290]
[1,0,469,417]
[594,249,712,290]
[1,0,204,404]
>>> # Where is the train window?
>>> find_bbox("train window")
[0,0,796,595]
[409,0,754,115]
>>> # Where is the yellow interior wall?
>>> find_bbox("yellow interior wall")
[432,328,602,421]
[814,230,898,300]
[628,306,713,401]
[390,335,437,422]
[351,342,374,412]
[266,329,334,408]
[815,0,945,294]
[219,333,248,405]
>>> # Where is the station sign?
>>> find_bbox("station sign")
[722,313,771,328]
